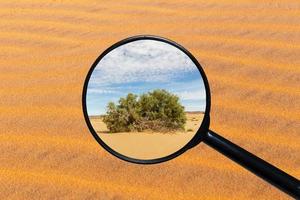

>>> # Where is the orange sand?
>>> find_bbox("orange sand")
[0,1,299,199]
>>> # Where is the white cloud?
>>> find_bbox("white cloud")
[87,88,118,94]
[88,40,198,87]
[175,90,206,101]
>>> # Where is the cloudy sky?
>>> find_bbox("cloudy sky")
[86,40,206,115]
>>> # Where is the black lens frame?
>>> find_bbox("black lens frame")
[82,35,211,164]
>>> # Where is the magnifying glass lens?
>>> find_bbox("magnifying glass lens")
[85,39,207,161]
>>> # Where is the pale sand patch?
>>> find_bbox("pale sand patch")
[89,113,204,160]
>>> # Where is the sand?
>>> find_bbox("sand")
[0,1,300,199]
[89,113,204,160]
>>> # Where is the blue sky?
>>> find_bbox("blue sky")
[86,40,206,115]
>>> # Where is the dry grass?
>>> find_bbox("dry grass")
[0,1,299,199]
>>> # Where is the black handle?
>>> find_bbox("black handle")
[203,130,300,199]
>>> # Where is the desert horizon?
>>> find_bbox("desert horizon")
[88,110,205,119]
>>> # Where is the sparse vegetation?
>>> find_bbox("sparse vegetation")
[103,89,186,132]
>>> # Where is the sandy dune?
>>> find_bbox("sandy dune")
[89,113,204,160]
[0,1,300,199]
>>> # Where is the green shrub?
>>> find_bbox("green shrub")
[103,89,186,132]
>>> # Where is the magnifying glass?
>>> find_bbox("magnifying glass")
[82,35,300,198]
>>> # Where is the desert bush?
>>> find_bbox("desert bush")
[103,89,186,132]
[103,94,141,132]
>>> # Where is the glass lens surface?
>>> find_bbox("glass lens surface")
[85,39,206,160]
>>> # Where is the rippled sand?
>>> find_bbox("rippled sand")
[0,1,299,199]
